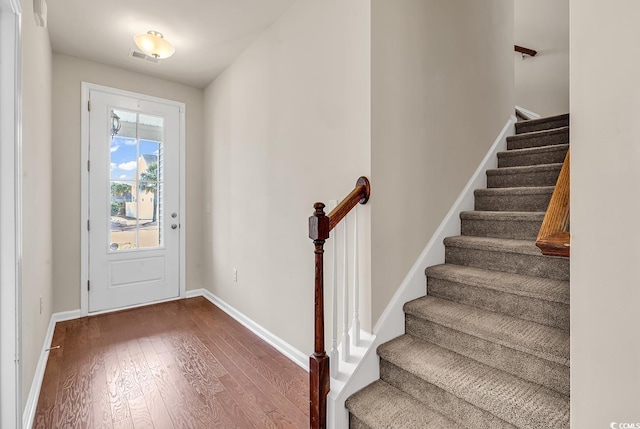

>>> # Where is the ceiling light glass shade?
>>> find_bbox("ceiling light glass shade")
[134,31,175,59]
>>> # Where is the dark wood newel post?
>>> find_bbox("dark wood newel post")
[309,202,330,429]
[308,177,370,429]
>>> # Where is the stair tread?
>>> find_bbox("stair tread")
[474,186,554,196]
[444,235,546,256]
[426,263,569,305]
[346,380,466,429]
[445,236,569,281]
[517,112,569,123]
[507,126,569,143]
[498,143,569,158]
[460,210,545,221]
[474,187,555,212]
[507,127,569,150]
[497,144,569,168]
[404,296,569,365]
[515,113,569,134]
[487,163,563,176]
[378,335,570,429]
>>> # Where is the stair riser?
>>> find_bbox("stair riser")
[346,380,467,428]
[516,117,569,134]
[474,190,552,212]
[461,218,542,240]
[498,146,568,168]
[487,168,561,188]
[516,120,570,135]
[349,415,370,429]
[445,246,570,281]
[380,360,518,429]
[405,315,569,396]
[427,277,569,330]
[507,129,569,150]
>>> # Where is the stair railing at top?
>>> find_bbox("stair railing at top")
[515,45,538,58]
[536,148,570,257]
[308,176,370,429]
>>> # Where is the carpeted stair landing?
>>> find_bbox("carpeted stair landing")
[346,113,570,428]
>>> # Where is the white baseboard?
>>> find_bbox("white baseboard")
[22,309,83,429]
[326,115,517,429]
[186,289,309,371]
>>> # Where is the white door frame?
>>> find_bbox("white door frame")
[0,0,22,426]
[80,82,186,316]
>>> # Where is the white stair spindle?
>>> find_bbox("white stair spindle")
[330,216,339,377]
[352,206,360,347]
[341,218,350,361]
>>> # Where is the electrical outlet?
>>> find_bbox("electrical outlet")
[39,296,43,315]
[233,268,238,283]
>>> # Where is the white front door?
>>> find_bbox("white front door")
[87,88,182,313]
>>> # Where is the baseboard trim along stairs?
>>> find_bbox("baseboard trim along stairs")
[345,112,570,428]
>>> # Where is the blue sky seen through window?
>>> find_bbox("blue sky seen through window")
[110,137,160,181]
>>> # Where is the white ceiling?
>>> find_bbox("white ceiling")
[46,0,296,89]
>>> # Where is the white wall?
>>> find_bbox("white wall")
[21,0,53,408]
[204,0,371,354]
[571,1,640,425]
[370,0,514,325]
[51,54,205,312]
[515,0,569,116]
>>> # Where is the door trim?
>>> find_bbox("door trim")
[80,82,186,316]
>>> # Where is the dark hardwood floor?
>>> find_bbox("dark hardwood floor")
[33,297,309,428]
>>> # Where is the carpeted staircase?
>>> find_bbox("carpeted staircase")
[346,114,570,429]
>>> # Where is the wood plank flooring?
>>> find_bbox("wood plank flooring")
[33,297,309,428]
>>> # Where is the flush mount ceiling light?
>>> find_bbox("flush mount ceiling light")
[134,31,175,59]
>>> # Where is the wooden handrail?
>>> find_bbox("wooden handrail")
[515,45,538,57]
[328,177,370,230]
[308,176,370,429]
[536,149,570,257]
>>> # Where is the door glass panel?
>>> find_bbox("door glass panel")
[138,140,161,249]
[109,109,164,251]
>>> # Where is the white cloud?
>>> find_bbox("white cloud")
[110,145,120,153]
[119,175,128,179]
[110,162,116,171]
[124,139,137,146]
[118,161,137,171]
